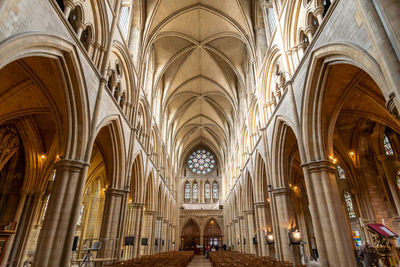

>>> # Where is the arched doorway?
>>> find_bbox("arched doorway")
[181,219,200,250]
[203,219,222,247]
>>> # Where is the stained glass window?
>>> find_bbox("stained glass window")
[192,182,198,202]
[184,182,191,201]
[205,182,211,200]
[77,204,84,226]
[344,192,356,218]
[188,149,215,175]
[266,7,276,36]
[337,165,346,179]
[384,134,394,155]
[397,170,400,190]
[212,182,219,200]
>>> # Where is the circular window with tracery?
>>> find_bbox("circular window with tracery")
[188,149,215,175]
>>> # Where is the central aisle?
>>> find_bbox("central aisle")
[187,255,213,267]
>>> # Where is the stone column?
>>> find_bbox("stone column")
[0,189,29,267]
[124,202,144,259]
[76,22,86,39]
[227,223,233,248]
[63,0,74,18]
[314,7,324,24]
[286,50,294,73]
[379,155,400,215]
[161,219,169,252]
[304,26,314,43]
[238,216,245,252]
[302,160,356,267]
[231,219,238,251]
[291,46,299,67]
[254,202,268,256]
[297,43,306,59]
[271,187,300,264]
[354,0,400,101]
[99,187,127,259]
[145,210,157,255]
[153,216,162,253]
[244,210,256,254]
[33,159,89,267]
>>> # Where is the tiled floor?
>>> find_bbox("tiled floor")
[187,255,213,267]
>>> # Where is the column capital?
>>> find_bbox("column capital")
[106,186,129,196]
[64,0,74,9]
[254,201,268,208]
[297,42,307,50]
[232,219,238,223]
[54,159,89,171]
[238,216,244,220]
[145,210,157,215]
[244,209,254,215]
[269,186,290,195]
[301,160,336,173]
[128,202,145,208]
[304,26,315,36]
[314,6,325,17]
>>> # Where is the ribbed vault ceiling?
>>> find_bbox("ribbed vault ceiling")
[143,0,255,167]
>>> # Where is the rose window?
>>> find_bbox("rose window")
[188,149,215,175]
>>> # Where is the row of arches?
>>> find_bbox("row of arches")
[181,218,223,250]
[225,38,400,266]
[0,28,177,267]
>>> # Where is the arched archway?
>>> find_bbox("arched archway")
[203,219,222,247]
[301,47,400,266]
[123,153,144,259]
[181,219,200,250]
[270,118,316,263]
[0,50,88,266]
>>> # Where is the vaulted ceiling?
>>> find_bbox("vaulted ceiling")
[142,0,256,167]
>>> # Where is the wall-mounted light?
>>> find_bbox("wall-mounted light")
[266,232,274,245]
[349,151,354,157]
[329,155,337,164]
[288,229,301,245]
[41,154,46,159]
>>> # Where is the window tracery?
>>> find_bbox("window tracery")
[396,170,400,190]
[344,192,356,218]
[184,182,191,202]
[266,7,276,36]
[192,182,198,202]
[212,182,219,200]
[384,134,394,155]
[188,149,215,175]
[205,182,211,201]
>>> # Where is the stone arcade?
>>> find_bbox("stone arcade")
[0,0,399,266]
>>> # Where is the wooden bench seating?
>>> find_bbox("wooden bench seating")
[209,251,306,267]
[105,251,194,267]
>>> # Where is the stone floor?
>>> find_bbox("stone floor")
[187,255,213,267]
